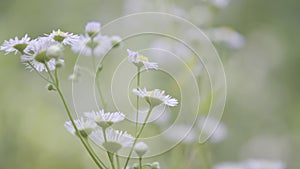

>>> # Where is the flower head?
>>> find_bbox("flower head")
[134,142,148,157]
[46,29,79,45]
[71,34,112,57]
[133,88,178,107]
[64,118,97,138]
[84,110,125,129]
[0,34,31,55]
[90,128,134,153]
[85,22,101,37]
[127,49,158,70]
[21,37,64,72]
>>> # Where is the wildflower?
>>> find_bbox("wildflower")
[46,29,79,45]
[84,110,125,129]
[90,128,134,153]
[150,162,161,169]
[133,88,178,107]
[21,37,64,72]
[64,118,97,138]
[0,34,31,55]
[111,36,122,47]
[198,115,227,143]
[71,34,112,57]
[127,49,158,70]
[85,21,101,37]
[134,142,148,157]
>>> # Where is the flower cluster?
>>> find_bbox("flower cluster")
[71,21,122,57]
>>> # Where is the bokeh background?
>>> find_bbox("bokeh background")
[0,0,299,169]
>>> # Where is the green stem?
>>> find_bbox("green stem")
[86,139,109,169]
[27,61,53,84]
[135,67,141,135]
[102,128,115,169]
[43,62,56,83]
[52,68,105,169]
[116,154,121,169]
[139,157,142,169]
[123,105,154,169]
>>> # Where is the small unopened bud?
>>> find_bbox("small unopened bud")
[55,60,64,68]
[151,162,160,169]
[47,44,64,59]
[111,36,122,48]
[47,84,56,91]
[134,142,148,157]
[85,22,101,38]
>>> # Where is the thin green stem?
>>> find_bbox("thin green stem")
[135,67,141,135]
[123,105,154,169]
[53,70,104,169]
[102,128,115,169]
[27,61,53,84]
[43,62,56,83]
[139,157,142,169]
[86,139,109,169]
[116,154,121,169]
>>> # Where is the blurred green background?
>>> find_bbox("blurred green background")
[0,0,299,169]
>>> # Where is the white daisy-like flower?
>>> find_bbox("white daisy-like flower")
[71,34,112,57]
[46,29,79,45]
[244,159,285,169]
[85,21,101,37]
[64,118,97,138]
[198,115,227,143]
[21,37,63,72]
[90,128,134,153]
[0,34,31,55]
[133,88,178,107]
[127,49,158,70]
[84,109,125,129]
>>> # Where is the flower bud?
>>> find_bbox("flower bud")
[134,142,148,157]
[151,162,160,169]
[47,44,64,59]
[55,60,64,68]
[111,36,122,48]
[47,84,56,91]
[85,22,101,38]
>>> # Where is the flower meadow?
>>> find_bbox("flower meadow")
[0,0,294,169]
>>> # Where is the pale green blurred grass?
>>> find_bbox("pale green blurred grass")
[0,0,300,168]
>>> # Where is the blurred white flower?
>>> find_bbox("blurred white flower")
[0,34,31,55]
[127,49,158,70]
[133,88,178,107]
[85,21,101,37]
[198,115,227,143]
[134,142,148,157]
[213,162,244,169]
[84,109,125,128]
[162,124,197,144]
[46,29,79,46]
[71,34,112,57]
[206,27,245,49]
[21,37,63,72]
[210,0,230,8]
[90,128,134,153]
[64,118,97,137]
[244,159,285,169]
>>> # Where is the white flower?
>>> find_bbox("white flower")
[198,115,227,143]
[127,49,158,70]
[213,162,244,169]
[111,36,122,47]
[90,128,134,153]
[0,34,31,55]
[206,27,245,49]
[84,110,125,128]
[244,159,285,169]
[211,0,230,8]
[46,29,79,45]
[71,34,112,57]
[64,118,97,137]
[21,37,63,72]
[85,21,101,37]
[133,88,178,107]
